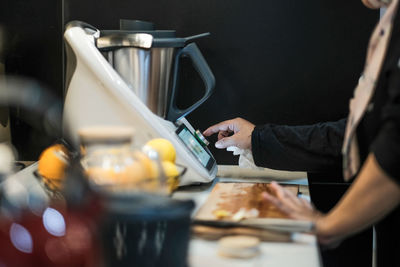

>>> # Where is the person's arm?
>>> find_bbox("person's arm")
[251,119,346,171]
[263,153,400,245]
[203,118,346,172]
[316,153,400,244]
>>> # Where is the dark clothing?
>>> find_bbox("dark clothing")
[252,119,346,172]
[360,10,400,187]
[251,5,400,267]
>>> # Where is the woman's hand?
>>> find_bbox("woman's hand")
[262,181,321,221]
[203,117,255,150]
[262,182,339,245]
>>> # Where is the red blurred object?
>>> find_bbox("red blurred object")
[0,203,101,267]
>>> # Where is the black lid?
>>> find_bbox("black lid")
[120,19,155,31]
[116,19,178,42]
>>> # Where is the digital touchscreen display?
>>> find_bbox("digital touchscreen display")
[177,126,211,168]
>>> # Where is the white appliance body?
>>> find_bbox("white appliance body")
[63,24,217,185]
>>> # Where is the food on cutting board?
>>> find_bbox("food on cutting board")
[232,208,260,221]
[213,207,259,221]
[218,235,260,259]
[38,143,70,190]
[213,209,232,219]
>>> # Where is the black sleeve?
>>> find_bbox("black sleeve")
[251,119,346,172]
[371,60,400,186]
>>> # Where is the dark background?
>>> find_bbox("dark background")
[0,0,63,159]
[1,0,378,162]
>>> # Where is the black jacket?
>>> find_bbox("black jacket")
[252,119,346,172]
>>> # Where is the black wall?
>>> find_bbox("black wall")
[1,0,378,162]
[0,0,63,159]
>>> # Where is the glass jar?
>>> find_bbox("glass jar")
[78,126,166,194]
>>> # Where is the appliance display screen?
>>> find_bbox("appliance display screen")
[176,125,211,168]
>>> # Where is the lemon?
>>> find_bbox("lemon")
[143,138,176,163]
[162,161,179,178]
[162,161,180,192]
[38,144,69,181]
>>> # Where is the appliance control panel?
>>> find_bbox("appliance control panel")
[175,124,215,172]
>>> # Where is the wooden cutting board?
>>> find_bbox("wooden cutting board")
[192,182,299,242]
[195,182,298,220]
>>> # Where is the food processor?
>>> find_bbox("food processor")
[63,21,217,185]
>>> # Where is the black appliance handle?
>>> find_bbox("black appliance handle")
[166,43,215,122]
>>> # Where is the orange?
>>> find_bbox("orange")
[38,144,69,181]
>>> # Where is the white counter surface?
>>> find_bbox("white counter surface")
[189,234,320,267]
